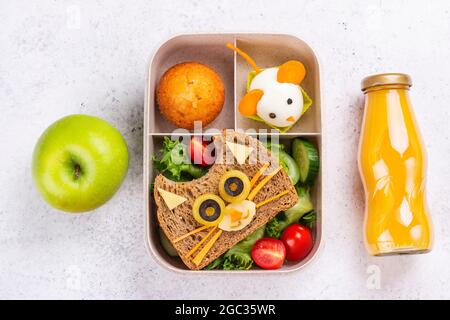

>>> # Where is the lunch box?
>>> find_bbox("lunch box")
[144,33,322,273]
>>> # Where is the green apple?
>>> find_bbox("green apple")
[32,114,129,213]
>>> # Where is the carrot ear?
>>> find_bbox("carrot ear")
[277,60,306,85]
[238,89,264,116]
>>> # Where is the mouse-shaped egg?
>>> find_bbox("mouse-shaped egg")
[247,66,303,128]
[227,43,311,131]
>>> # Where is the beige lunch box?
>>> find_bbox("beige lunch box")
[144,33,323,273]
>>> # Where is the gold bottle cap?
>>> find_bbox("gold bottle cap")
[361,73,412,92]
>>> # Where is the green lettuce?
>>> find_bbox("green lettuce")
[265,185,314,238]
[299,210,317,229]
[152,137,206,181]
[205,226,266,270]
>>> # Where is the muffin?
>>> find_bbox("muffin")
[156,62,225,129]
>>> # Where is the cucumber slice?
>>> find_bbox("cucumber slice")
[262,142,300,185]
[159,228,179,257]
[291,138,320,186]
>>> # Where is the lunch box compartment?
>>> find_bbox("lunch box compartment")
[234,35,321,134]
[144,34,322,273]
[148,34,235,134]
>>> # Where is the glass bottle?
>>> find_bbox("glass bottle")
[358,73,433,255]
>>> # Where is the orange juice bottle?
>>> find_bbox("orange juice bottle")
[358,73,433,256]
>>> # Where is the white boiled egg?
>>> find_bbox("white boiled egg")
[219,200,256,232]
[250,68,303,128]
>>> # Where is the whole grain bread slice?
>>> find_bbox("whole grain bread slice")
[153,130,298,270]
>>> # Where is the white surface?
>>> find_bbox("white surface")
[1,0,450,299]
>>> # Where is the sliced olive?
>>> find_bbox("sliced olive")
[192,194,225,226]
[219,170,251,203]
[224,177,244,196]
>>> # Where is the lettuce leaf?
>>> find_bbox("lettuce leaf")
[222,225,265,270]
[152,137,206,181]
[205,225,265,270]
[265,185,313,238]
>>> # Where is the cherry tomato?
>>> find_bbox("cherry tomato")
[188,137,215,167]
[251,238,286,270]
[280,224,313,261]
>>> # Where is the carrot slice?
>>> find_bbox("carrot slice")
[277,60,306,85]
[229,208,243,222]
[238,89,263,116]
[286,116,295,122]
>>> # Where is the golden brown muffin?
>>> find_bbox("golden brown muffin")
[156,62,225,129]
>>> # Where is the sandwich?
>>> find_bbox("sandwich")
[153,130,298,270]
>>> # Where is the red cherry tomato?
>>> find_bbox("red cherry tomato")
[188,137,215,167]
[280,224,313,261]
[251,238,286,270]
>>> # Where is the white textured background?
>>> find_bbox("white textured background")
[1,0,450,299]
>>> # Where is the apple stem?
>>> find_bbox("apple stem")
[74,164,81,180]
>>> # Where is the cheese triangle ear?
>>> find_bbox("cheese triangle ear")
[157,188,187,210]
[226,141,253,164]
[277,60,306,85]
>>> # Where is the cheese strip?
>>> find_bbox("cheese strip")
[184,226,217,259]
[247,166,282,201]
[256,190,290,208]
[249,162,270,189]
[173,225,210,243]
[192,229,223,266]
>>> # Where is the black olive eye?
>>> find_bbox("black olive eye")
[219,170,251,203]
[199,199,221,222]
[224,177,244,196]
[287,98,293,105]
[269,113,276,119]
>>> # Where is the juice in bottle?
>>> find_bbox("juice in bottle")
[358,73,433,256]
